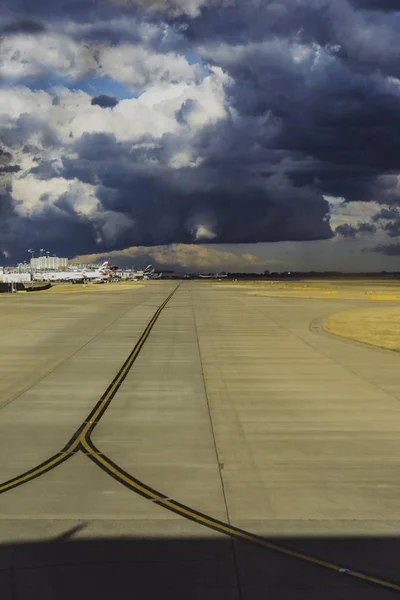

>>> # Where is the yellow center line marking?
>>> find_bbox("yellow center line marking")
[0,438,80,493]
[80,440,400,593]
[0,457,63,492]
[0,288,177,495]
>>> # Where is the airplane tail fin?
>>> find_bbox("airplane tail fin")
[98,261,109,275]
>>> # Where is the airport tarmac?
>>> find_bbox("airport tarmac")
[0,281,400,598]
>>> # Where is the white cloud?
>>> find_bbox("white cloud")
[137,81,189,109]
[0,58,229,147]
[0,86,53,120]
[0,60,231,235]
[0,85,179,145]
[139,65,231,130]
[192,224,216,240]
[0,61,230,153]
[325,196,382,229]
[11,175,99,217]
[169,150,203,168]
[0,33,96,81]
[10,169,130,246]
[0,33,199,94]
[184,66,230,129]
[98,44,198,91]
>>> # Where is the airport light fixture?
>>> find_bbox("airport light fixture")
[28,249,35,276]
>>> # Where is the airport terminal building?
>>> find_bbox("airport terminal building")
[30,256,68,271]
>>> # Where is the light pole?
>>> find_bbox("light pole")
[28,249,35,279]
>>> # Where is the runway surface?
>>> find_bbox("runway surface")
[1,281,400,598]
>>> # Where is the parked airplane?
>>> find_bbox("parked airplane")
[34,270,85,282]
[34,262,110,283]
[81,262,110,281]
[132,265,154,280]
[145,272,162,280]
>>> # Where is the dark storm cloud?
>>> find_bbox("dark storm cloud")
[0,147,20,173]
[181,0,400,75]
[373,207,400,221]
[373,243,400,256]
[0,148,13,166]
[348,0,399,10]
[371,206,400,242]
[382,220,400,238]
[69,15,188,54]
[0,155,26,257]
[0,194,102,260]
[206,40,400,171]
[335,224,357,238]
[29,160,61,179]
[195,28,400,223]
[1,19,46,34]
[57,131,332,249]
[357,222,377,235]
[1,0,105,20]
[0,114,59,149]
[336,222,377,237]
[0,164,21,173]
[0,189,16,251]
[2,0,400,260]
[0,0,186,52]
[90,94,119,108]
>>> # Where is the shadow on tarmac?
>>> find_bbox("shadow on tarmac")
[1,532,399,599]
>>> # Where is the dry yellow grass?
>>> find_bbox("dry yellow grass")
[217,279,400,301]
[323,306,400,352]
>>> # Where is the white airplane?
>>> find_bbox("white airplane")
[35,261,110,283]
[199,271,228,279]
[143,267,160,280]
[81,262,110,282]
[146,271,162,280]
[132,265,154,280]
[34,269,86,282]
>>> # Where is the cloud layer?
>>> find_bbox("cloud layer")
[1,0,400,263]
[72,243,277,270]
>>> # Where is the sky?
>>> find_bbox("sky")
[1,0,400,272]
